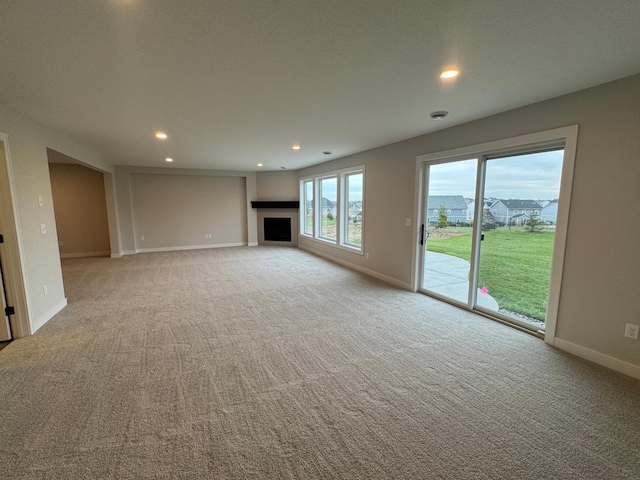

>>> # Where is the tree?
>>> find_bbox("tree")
[524,211,544,233]
[482,209,497,230]
[436,204,448,229]
[326,208,334,221]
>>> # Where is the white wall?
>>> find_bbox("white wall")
[0,103,113,335]
[299,74,640,374]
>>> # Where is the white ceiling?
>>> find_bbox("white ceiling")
[1,1,640,171]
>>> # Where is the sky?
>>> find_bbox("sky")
[428,150,564,200]
[317,150,562,202]
[318,173,362,201]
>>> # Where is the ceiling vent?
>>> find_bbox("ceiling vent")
[429,111,448,120]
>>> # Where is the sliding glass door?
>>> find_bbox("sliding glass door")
[475,150,563,330]
[422,159,477,305]
[418,136,570,335]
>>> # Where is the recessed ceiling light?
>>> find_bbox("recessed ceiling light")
[430,111,449,120]
[257,163,263,167]
[292,144,301,150]
[155,132,168,139]
[165,157,173,162]
[440,68,460,79]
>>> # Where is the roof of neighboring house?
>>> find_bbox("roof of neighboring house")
[427,195,468,210]
[321,197,336,207]
[496,199,542,209]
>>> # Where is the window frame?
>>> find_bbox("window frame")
[299,165,365,254]
[301,179,314,236]
[342,171,364,248]
[318,175,338,242]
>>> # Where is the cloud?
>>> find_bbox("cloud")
[428,150,563,199]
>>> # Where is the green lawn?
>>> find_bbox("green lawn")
[427,227,555,320]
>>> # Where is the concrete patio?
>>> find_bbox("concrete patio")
[423,251,499,310]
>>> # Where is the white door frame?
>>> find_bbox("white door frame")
[0,133,32,338]
[412,125,578,345]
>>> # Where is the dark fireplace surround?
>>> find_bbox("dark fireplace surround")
[252,201,299,247]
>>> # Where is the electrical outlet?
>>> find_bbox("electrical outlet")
[365,252,369,259]
[40,223,47,234]
[405,218,412,226]
[43,285,48,296]
[624,323,639,340]
[140,235,145,241]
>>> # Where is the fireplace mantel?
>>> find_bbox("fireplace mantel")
[251,201,299,209]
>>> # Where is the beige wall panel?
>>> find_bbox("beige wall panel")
[49,164,110,257]
[131,174,247,249]
[256,171,299,200]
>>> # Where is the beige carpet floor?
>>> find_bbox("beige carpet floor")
[0,246,639,479]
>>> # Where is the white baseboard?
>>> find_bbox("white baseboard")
[135,242,247,254]
[60,251,110,259]
[31,298,67,334]
[298,245,411,291]
[553,338,640,380]
[248,242,259,247]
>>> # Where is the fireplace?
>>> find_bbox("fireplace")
[252,201,299,247]
[264,217,292,242]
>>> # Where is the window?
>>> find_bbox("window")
[344,172,363,246]
[319,177,337,240]
[300,166,365,253]
[302,180,313,235]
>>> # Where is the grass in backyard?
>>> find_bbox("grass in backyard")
[426,227,555,320]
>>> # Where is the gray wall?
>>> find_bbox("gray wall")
[299,74,640,371]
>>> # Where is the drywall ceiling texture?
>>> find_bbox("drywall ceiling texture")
[298,74,640,371]
[0,2,640,171]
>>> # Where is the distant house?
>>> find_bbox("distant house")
[427,195,468,225]
[490,199,542,226]
[541,200,559,224]
[465,198,475,221]
[321,197,336,218]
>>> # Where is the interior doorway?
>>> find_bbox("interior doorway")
[415,127,577,340]
[47,149,112,259]
[0,134,30,340]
